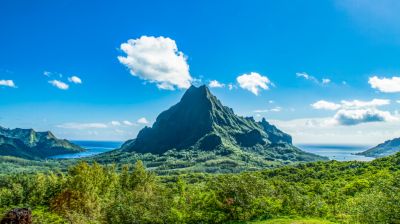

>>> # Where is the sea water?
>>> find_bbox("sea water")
[50,141,123,159]
[50,141,375,161]
[298,144,374,161]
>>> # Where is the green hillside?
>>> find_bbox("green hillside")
[0,151,399,223]
[357,137,400,158]
[0,126,84,159]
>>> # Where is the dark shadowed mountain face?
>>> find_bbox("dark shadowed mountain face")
[121,85,324,163]
[0,127,84,159]
[357,137,400,158]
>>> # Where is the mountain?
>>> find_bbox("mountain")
[356,137,400,158]
[0,126,84,159]
[119,85,326,170]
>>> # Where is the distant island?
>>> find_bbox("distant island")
[0,126,84,159]
[356,137,400,158]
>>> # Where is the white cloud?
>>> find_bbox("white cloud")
[270,116,400,145]
[311,98,394,126]
[236,72,271,95]
[368,76,400,93]
[312,99,390,110]
[111,121,121,126]
[254,106,282,113]
[49,80,69,90]
[57,122,108,129]
[296,72,315,81]
[118,36,192,90]
[333,108,396,126]
[341,99,390,108]
[322,78,331,84]
[254,109,269,113]
[311,100,341,110]
[44,71,63,78]
[270,107,282,112]
[137,117,149,124]
[208,80,225,88]
[68,76,82,84]
[0,80,16,88]
[228,84,236,90]
[296,72,331,85]
[123,120,136,126]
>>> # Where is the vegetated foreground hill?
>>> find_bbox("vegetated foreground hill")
[1,149,400,223]
[94,85,327,174]
[0,126,84,159]
[356,137,400,158]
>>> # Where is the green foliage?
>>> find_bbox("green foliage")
[1,153,400,223]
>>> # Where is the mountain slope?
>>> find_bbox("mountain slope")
[120,85,326,168]
[0,126,84,159]
[356,137,400,158]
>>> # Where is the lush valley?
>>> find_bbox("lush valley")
[0,152,400,223]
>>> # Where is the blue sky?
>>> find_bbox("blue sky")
[1,0,400,144]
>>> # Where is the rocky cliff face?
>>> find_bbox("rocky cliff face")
[120,85,325,163]
[0,127,84,159]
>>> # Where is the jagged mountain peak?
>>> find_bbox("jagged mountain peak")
[183,85,212,99]
[122,86,301,156]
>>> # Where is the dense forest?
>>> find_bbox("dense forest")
[1,152,400,223]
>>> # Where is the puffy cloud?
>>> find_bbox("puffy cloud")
[137,117,149,124]
[68,76,82,84]
[57,122,108,129]
[311,100,341,110]
[208,80,224,88]
[333,108,396,126]
[236,72,271,95]
[0,80,16,88]
[311,98,394,126]
[312,99,390,110]
[49,80,69,90]
[368,76,400,93]
[118,36,192,90]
